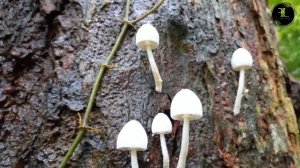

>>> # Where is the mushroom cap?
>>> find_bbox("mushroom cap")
[136,24,159,50]
[117,120,148,151]
[151,113,172,134]
[170,89,203,121]
[231,48,253,71]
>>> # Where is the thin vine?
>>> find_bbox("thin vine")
[59,0,165,167]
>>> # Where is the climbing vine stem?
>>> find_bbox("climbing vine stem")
[59,0,165,167]
[129,0,165,24]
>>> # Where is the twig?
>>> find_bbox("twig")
[77,113,102,133]
[59,1,131,167]
[129,0,165,24]
[59,0,165,167]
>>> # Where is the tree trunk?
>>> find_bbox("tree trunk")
[1,0,299,167]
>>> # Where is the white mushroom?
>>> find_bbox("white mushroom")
[231,48,253,115]
[136,23,163,92]
[170,89,203,168]
[117,120,148,168]
[151,113,172,168]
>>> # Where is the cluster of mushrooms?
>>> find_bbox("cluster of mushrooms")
[116,24,253,168]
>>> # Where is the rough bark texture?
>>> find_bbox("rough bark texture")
[0,0,299,167]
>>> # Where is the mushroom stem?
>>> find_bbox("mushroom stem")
[146,45,163,92]
[233,69,245,115]
[160,134,169,168]
[130,150,139,168]
[177,118,189,168]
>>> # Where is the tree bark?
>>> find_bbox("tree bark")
[0,0,299,167]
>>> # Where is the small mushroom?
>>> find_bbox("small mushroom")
[151,113,172,168]
[170,89,203,168]
[136,23,163,92]
[117,120,148,168]
[231,48,253,115]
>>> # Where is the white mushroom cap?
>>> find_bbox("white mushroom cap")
[136,24,159,50]
[117,120,148,151]
[170,89,203,121]
[151,113,172,134]
[231,48,253,71]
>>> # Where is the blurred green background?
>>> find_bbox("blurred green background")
[268,0,300,79]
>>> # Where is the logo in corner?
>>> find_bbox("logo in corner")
[272,3,295,26]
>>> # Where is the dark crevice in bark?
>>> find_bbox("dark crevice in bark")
[44,0,70,47]
[12,54,36,78]
[286,75,300,117]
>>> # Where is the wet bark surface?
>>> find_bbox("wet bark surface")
[0,0,299,167]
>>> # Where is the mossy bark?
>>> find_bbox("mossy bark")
[0,0,299,167]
